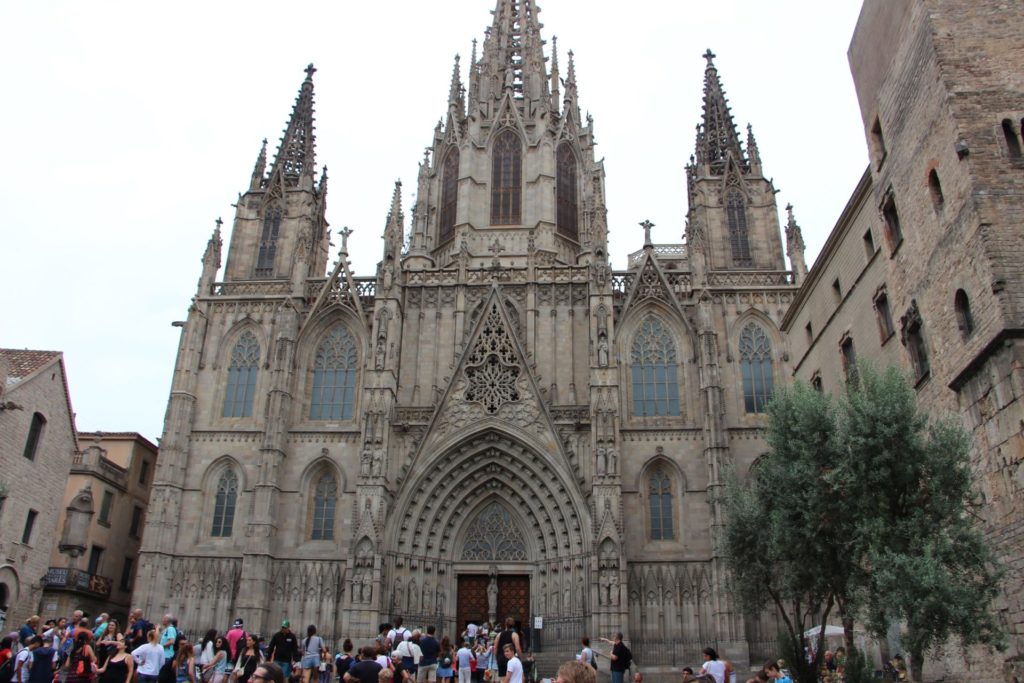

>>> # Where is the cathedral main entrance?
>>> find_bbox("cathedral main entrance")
[456,574,530,632]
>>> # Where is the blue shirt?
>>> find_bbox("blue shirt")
[160,625,178,658]
[419,637,439,666]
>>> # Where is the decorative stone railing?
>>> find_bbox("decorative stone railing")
[43,567,112,597]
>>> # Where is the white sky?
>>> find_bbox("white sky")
[0,0,867,442]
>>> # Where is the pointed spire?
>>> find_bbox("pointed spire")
[696,49,746,174]
[383,180,404,262]
[785,203,808,284]
[479,0,550,103]
[250,138,268,190]
[448,54,464,112]
[198,217,223,294]
[549,35,561,113]
[563,49,578,116]
[746,123,762,173]
[319,165,328,196]
[267,63,318,190]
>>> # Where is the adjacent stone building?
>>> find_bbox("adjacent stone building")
[41,432,158,624]
[0,349,77,629]
[781,0,1024,676]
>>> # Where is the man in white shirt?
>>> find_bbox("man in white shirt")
[501,645,522,683]
[14,639,37,683]
[386,618,411,650]
[465,623,478,646]
[455,640,474,683]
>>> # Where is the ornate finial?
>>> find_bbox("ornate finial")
[215,217,223,229]
[304,63,317,81]
[339,226,352,255]
[640,219,655,247]
[703,49,716,67]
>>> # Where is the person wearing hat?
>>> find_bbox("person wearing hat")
[226,620,247,662]
[268,621,298,679]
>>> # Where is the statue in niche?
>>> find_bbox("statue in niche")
[598,569,610,606]
[597,334,609,367]
[576,577,584,610]
[596,447,607,475]
[436,587,446,613]
[487,568,498,621]
[564,585,571,614]
[607,447,618,475]
[382,261,394,290]
[538,583,546,614]
[423,581,433,613]
[393,578,403,609]
[360,448,372,477]
[609,572,620,606]
[371,448,384,477]
[375,336,387,370]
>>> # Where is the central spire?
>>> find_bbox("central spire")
[695,50,746,175]
[266,64,318,190]
[476,0,550,103]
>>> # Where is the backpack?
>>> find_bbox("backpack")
[0,655,14,683]
[441,656,453,669]
[619,646,632,671]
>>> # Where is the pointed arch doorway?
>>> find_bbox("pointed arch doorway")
[454,501,531,636]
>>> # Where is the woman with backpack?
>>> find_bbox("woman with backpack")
[299,626,324,683]
[578,638,596,671]
[172,636,195,683]
[65,631,98,683]
[435,638,454,683]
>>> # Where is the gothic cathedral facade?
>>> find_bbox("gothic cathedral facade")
[137,0,806,666]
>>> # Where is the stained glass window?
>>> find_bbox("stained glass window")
[211,470,238,537]
[491,130,521,225]
[630,317,680,416]
[726,190,751,266]
[739,323,774,413]
[311,473,337,540]
[310,326,358,420]
[439,148,459,244]
[556,144,578,240]
[649,469,674,540]
[223,331,260,418]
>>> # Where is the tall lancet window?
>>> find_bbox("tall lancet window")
[649,469,674,541]
[211,470,238,537]
[556,144,579,240]
[739,322,774,413]
[256,205,283,277]
[439,148,460,244]
[311,473,337,540]
[310,326,358,420]
[630,317,681,417]
[726,190,752,267]
[223,331,260,418]
[491,130,522,225]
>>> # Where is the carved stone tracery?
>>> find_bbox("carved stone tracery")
[461,501,528,561]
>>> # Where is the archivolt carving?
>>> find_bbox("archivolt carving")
[461,501,528,561]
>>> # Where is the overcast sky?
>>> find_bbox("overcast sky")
[1,0,867,442]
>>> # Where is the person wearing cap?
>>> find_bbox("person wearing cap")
[226,620,247,662]
[268,621,298,679]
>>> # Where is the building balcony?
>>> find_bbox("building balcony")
[71,448,128,489]
[43,567,112,598]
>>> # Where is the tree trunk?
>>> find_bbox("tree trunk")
[910,650,924,683]
[842,613,856,661]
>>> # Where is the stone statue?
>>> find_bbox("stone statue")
[393,578,403,609]
[607,447,618,474]
[609,572,620,606]
[436,587,446,613]
[599,569,610,606]
[423,581,433,613]
[487,573,498,621]
[375,336,387,370]
[360,448,372,477]
[597,335,609,367]
[596,447,607,475]
[371,448,384,477]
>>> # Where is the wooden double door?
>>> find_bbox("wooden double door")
[456,574,530,631]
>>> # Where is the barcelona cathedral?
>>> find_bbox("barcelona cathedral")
[137,0,1024,676]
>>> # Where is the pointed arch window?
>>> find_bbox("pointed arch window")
[311,473,337,540]
[556,144,579,240]
[223,331,260,418]
[256,205,282,277]
[439,147,459,244]
[649,469,674,541]
[630,317,681,417]
[310,326,358,420]
[726,190,752,266]
[739,322,774,413]
[491,130,522,225]
[211,470,238,537]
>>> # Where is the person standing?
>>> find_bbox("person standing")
[455,640,473,683]
[19,618,40,648]
[202,637,230,683]
[577,639,595,671]
[232,635,262,683]
[394,633,421,680]
[27,636,56,683]
[699,648,725,683]
[225,622,247,663]
[159,616,177,661]
[132,629,166,683]
[299,627,324,683]
[268,622,298,680]
[598,634,630,683]
[127,611,153,653]
[65,632,97,683]
[499,646,520,683]
[416,627,439,683]
[96,638,134,683]
[343,648,382,683]
[493,621,520,679]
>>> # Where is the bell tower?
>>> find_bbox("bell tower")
[404,0,608,271]
[685,51,787,274]
[223,64,331,285]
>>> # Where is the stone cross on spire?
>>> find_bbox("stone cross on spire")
[703,49,716,66]
[640,219,655,247]
[339,226,352,255]
[304,63,317,80]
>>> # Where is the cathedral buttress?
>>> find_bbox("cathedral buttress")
[685,51,787,274]
[224,64,330,285]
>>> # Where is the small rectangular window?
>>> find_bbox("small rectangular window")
[87,546,104,575]
[863,228,875,259]
[841,337,857,384]
[805,321,813,343]
[882,190,903,249]
[130,506,144,538]
[139,460,150,485]
[871,116,887,168]
[811,374,824,393]
[98,490,113,525]
[832,278,842,303]
[23,413,46,461]
[120,557,135,592]
[22,509,38,545]
[874,291,895,342]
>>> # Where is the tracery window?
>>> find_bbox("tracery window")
[309,326,358,420]
[256,205,282,277]
[461,501,527,561]
[311,473,337,540]
[726,190,751,266]
[439,148,459,244]
[211,470,238,538]
[556,144,578,240]
[491,130,522,225]
[223,331,260,418]
[464,303,521,413]
[739,322,774,413]
[630,317,680,417]
[649,469,674,541]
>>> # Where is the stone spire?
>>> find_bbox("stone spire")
[383,180,404,263]
[785,204,808,284]
[563,49,579,118]
[695,50,746,175]
[197,218,223,294]
[249,138,268,191]
[746,123,761,175]
[448,54,464,114]
[549,35,561,114]
[478,0,550,104]
[267,64,318,191]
